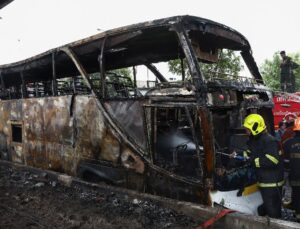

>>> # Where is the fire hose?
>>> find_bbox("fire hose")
[196,209,236,229]
[216,151,246,161]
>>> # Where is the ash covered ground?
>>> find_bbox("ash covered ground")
[0,165,200,229]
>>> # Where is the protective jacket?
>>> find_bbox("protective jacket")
[283,131,300,220]
[247,132,284,188]
[283,132,300,186]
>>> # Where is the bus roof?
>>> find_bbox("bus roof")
[0,0,13,10]
[0,15,251,85]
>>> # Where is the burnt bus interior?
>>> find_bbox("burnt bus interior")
[0,16,274,199]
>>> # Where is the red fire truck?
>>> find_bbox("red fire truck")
[273,92,300,129]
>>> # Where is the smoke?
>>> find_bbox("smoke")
[157,130,196,153]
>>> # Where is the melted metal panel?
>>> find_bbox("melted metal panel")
[23,96,73,170]
[0,101,13,143]
[11,144,23,163]
[104,100,147,151]
[0,100,23,163]
[74,96,123,166]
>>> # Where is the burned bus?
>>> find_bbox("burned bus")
[0,15,274,213]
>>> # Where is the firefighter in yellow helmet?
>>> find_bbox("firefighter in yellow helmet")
[243,114,284,218]
[283,117,300,222]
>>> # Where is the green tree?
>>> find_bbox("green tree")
[168,50,244,80]
[260,52,300,91]
[112,68,132,79]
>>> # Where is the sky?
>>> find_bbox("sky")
[0,0,299,68]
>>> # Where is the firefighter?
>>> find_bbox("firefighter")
[279,114,297,207]
[281,113,297,146]
[279,50,299,93]
[282,117,300,222]
[280,114,297,203]
[243,114,284,218]
[275,120,287,142]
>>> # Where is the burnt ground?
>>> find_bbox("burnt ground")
[0,165,200,229]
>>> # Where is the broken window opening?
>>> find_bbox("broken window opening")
[6,85,22,100]
[26,81,53,98]
[56,75,92,96]
[11,123,22,143]
[105,71,141,98]
[152,106,203,180]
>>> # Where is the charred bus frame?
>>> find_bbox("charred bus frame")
[0,15,274,205]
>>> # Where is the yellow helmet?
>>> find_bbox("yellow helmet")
[243,114,266,136]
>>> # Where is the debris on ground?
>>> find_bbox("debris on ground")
[0,165,199,228]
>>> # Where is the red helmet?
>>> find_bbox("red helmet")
[284,113,298,123]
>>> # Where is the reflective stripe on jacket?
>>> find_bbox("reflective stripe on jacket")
[258,180,285,188]
[247,132,284,186]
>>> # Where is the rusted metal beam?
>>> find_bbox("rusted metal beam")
[0,71,5,90]
[99,37,107,98]
[172,23,207,105]
[184,106,203,178]
[241,50,264,83]
[144,63,167,83]
[51,52,58,96]
[133,66,137,97]
[59,47,95,96]
[181,58,185,81]
[197,107,215,179]
[20,71,26,98]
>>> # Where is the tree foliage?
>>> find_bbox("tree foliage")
[112,68,132,79]
[260,52,300,91]
[168,50,244,79]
